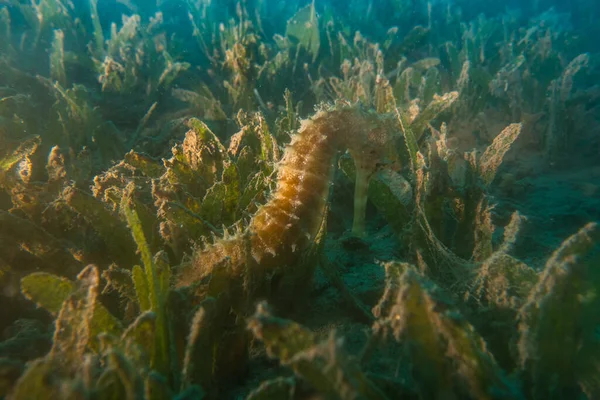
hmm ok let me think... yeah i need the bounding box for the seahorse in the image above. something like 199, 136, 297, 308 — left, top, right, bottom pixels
175, 104, 399, 302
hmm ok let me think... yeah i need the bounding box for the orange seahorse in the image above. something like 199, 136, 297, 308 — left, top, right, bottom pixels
175, 104, 398, 304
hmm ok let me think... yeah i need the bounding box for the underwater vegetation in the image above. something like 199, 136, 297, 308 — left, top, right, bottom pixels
0, 0, 600, 398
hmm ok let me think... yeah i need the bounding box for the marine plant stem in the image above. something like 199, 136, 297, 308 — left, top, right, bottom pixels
352, 165, 370, 237
121, 184, 171, 379
89, 0, 105, 57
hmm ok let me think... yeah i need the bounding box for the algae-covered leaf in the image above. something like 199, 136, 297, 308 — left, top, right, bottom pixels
397, 25, 429, 53
394, 67, 415, 105
421, 66, 441, 104
559, 53, 590, 102
106, 14, 141, 60
248, 302, 389, 400
368, 169, 413, 234
286, 2, 320, 62
443, 42, 462, 80
158, 51, 191, 90
471, 197, 494, 262
122, 183, 154, 283
469, 211, 537, 309
257, 118, 280, 167
21, 270, 123, 351
132, 265, 151, 312
0, 7, 11, 51
63, 186, 138, 265
472, 253, 537, 310
172, 85, 227, 122
394, 109, 421, 173
518, 222, 600, 399
0, 136, 40, 176
122, 311, 156, 368
221, 162, 241, 224
102, 264, 137, 301
48, 266, 121, 358
199, 182, 226, 226
124, 151, 165, 178
373, 262, 522, 400
409, 91, 459, 141
103, 350, 144, 399
8, 359, 61, 400
489, 55, 526, 97
237, 171, 270, 216
276, 88, 301, 136
162, 118, 228, 198
235, 146, 256, 187
21, 272, 74, 315
231, 112, 279, 173
194, 163, 241, 227
49, 29, 66, 86
412, 57, 441, 72
158, 199, 219, 242
121, 183, 172, 377
154, 251, 172, 305
89, 0, 104, 57
479, 123, 522, 186
89, 304, 125, 352
181, 297, 220, 390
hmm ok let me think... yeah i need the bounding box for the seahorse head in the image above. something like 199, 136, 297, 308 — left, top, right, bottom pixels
336, 106, 400, 178
317, 104, 400, 237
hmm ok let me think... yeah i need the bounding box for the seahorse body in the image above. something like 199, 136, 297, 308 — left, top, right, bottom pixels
176, 105, 398, 293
